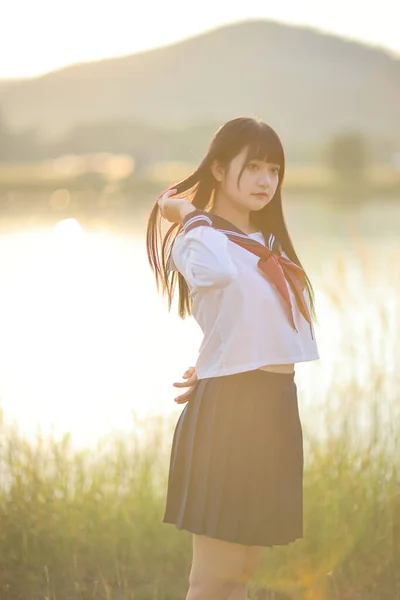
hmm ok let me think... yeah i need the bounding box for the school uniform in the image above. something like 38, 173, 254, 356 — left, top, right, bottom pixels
162, 209, 320, 547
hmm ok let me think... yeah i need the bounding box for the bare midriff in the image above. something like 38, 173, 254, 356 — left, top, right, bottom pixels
258, 363, 295, 374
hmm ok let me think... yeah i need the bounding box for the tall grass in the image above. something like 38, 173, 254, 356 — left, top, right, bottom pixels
0, 247, 399, 600
0, 412, 192, 599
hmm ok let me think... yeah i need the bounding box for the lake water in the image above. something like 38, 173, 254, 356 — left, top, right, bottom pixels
0, 196, 398, 451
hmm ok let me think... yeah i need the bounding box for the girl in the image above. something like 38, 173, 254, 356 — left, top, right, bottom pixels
146, 117, 319, 600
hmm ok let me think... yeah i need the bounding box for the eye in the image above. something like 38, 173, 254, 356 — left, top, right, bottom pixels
271, 167, 280, 175
248, 163, 259, 171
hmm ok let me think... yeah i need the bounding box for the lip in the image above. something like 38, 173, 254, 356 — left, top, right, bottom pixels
253, 193, 268, 198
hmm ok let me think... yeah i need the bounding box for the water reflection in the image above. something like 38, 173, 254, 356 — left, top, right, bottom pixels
0, 199, 398, 451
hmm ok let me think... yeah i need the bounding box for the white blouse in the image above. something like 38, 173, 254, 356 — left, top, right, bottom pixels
169, 224, 320, 380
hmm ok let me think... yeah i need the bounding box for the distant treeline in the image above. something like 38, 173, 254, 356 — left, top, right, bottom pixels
0, 105, 397, 173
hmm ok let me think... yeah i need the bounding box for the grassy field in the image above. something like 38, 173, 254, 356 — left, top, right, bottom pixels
0, 376, 398, 600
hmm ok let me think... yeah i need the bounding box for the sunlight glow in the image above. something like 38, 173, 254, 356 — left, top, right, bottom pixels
0, 208, 397, 451
1, 0, 399, 79
0, 220, 200, 449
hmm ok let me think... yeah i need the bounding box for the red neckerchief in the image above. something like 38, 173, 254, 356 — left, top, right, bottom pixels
181, 209, 313, 338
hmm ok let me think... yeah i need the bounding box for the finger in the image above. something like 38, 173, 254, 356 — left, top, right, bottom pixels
174, 388, 194, 404
181, 367, 195, 379
162, 188, 177, 201
173, 381, 192, 388
173, 367, 196, 385
173, 379, 194, 388
184, 366, 196, 376
173, 372, 198, 387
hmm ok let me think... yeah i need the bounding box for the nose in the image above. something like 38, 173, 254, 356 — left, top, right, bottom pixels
258, 173, 271, 188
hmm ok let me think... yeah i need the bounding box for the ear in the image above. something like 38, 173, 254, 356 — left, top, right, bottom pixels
210, 159, 225, 183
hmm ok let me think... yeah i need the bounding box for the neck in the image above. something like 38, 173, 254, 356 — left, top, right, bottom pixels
211, 195, 258, 234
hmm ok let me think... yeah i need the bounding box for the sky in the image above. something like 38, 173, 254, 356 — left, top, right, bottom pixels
1, 0, 399, 80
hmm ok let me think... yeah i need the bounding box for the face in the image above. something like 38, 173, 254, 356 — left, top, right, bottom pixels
212, 146, 281, 212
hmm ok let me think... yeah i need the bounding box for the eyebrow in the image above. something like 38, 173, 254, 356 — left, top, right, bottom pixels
250, 158, 280, 167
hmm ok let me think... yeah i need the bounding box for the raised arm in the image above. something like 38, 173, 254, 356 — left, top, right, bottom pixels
170, 209, 238, 290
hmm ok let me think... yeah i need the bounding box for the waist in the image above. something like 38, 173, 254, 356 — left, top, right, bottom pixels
258, 363, 295, 374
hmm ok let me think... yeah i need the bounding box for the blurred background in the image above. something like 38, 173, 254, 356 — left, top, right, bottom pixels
0, 2, 399, 599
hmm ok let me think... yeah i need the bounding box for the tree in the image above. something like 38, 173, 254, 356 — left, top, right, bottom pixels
0, 105, 13, 160
326, 130, 371, 182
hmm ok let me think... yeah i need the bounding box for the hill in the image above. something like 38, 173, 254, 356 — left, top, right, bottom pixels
1, 20, 400, 145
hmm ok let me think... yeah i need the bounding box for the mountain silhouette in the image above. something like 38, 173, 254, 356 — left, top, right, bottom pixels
1, 20, 399, 145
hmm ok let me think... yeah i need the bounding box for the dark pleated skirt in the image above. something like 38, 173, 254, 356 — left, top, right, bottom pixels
162, 368, 304, 547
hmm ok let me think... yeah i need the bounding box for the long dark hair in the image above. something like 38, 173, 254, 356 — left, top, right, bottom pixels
146, 116, 318, 323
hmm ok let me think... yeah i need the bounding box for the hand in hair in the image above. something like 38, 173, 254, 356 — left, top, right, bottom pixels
172, 366, 198, 404
158, 189, 196, 223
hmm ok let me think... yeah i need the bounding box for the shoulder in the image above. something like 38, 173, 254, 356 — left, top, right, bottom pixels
171, 229, 185, 250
